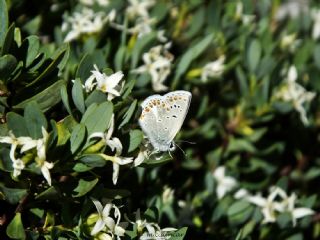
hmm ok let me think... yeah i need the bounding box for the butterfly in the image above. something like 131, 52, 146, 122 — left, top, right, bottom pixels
138, 90, 192, 152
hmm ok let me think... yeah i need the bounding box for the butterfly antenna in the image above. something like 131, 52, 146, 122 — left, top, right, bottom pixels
175, 140, 196, 145
174, 142, 187, 157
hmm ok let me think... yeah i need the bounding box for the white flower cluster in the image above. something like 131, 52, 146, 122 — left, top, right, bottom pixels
133, 43, 174, 92
212, 165, 314, 226
312, 9, 320, 40
84, 64, 125, 101
111, 0, 166, 41
0, 127, 54, 185
201, 56, 225, 82
235, 1, 255, 25
274, 66, 316, 125
90, 198, 127, 239
235, 186, 314, 226
89, 114, 133, 185
129, 209, 177, 240
79, 0, 110, 7
90, 203, 177, 240
212, 166, 237, 199
62, 8, 115, 42
275, 0, 309, 21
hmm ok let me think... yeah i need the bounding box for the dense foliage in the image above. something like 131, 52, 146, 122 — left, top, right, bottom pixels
1, 0, 320, 239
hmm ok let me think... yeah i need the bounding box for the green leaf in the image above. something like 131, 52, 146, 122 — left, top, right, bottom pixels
236, 66, 249, 96
0, 147, 13, 171
73, 163, 93, 172
60, 84, 73, 116
99, 189, 131, 199
25, 48, 66, 87
172, 34, 213, 89
121, 78, 136, 99
55, 43, 70, 71
143, 154, 172, 167
35, 186, 59, 200
72, 78, 85, 113
0, 0, 8, 47
81, 101, 113, 136
313, 44, 320, 70
24, 101, 47, 138
131, 32, 157, 68
285, 233, 303, 240
184, 7, 205, 39
227, 138, 256, 153
79, 154, 106, 168
7, 112, 28, 137
76, 53, 98, 81
228, 201, 251, 217
13, 79, 65, 112
1, 23, 14, 55
85, 90, 108, 107
70, 124, 86, 154
144, 207, 159, 222
118, 99, 137, 129
128, 129, 143, 153
21, 35, 40, 68
168, 227, 188, 240
0, 183, 28, 204
114, 45, 127, 71
51, 119, 71, 146
72, 178, 99, 197
247, 39, 262, 72
0, 54, 17, 80
6, 213, 26, 240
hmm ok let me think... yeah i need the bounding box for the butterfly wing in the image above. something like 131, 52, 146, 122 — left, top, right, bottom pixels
162, 90, 192, 144
139, 95, 172, 151
139, 91, 191, 151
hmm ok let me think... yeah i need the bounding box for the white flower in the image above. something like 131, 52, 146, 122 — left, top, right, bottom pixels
0, 131, 37, 177
280, 33, 301, 52
133, 139, 153, 166
111, 17, 167, 42
63, 8, 116, 42
0, 128, 53, 183
162, 186, 174, 204
12, 159, 25, 178
275, 0, 309, 21
234, 188, 250, 199
80, 0, 109, 6
235, 1, 255, 25
281, 192, 314, 226
212, 166, 237, 199
312, 9, 320, 40
35, 127, 54, 186
133, 44, 173, 92
201, 56, 225, 82
84, 64, 125, 100
126, 0, 155, 20
245, 186, 315, 226
90, 198, 126, 239
274, 66, 316, 125
107, 137, 133, 185
128, 17, 155, 38
128, 209, 176, 240
0, 131, 37, 161
246, 187, 287, 223
90, 115, 133, 184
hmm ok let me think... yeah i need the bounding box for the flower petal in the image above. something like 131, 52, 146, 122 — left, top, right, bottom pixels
41, 163, 52, 186
92, 198, 104, 215
91, 218, 105, 236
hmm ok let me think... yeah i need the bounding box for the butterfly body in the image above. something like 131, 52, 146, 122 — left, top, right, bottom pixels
139, 90, 192, 152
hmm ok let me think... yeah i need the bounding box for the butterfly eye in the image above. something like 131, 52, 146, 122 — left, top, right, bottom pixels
169, 142, 176, 151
